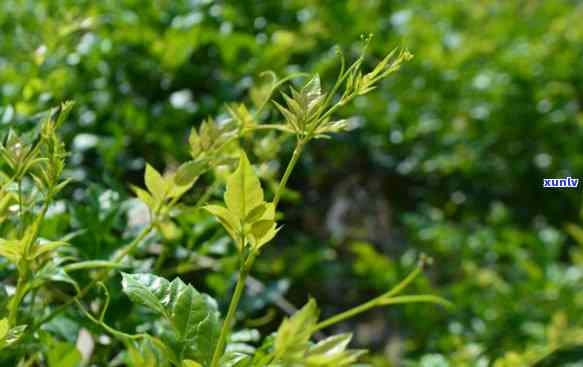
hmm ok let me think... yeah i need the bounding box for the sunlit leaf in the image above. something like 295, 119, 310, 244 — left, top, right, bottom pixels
145, 163, 168, 201
121, 273, 220, 365
274, 298, 319, 362
225, 151, 264, 220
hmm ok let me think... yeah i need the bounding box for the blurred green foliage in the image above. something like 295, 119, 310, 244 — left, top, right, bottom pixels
2, 0, 583, 366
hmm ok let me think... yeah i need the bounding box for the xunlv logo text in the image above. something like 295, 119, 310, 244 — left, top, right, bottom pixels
543, 176, 579, 188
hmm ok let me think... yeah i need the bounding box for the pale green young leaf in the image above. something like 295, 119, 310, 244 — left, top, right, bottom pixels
227, 103, 256, 130
0, 324, 27, 350
244, 203, 267, 223
131, 185, 156, 210
249, 220, 280, 249
225, 151, 264, 220
274, 298, 319, 361
203, 204, 241, 248
174, 160, 207, 186
166, 171, 196, 200
28, 240, 69, 260
303, 74, 323, 110
182, 360, 202, 367
307, 333, 352, 356
145, 163, 168, 201
0, 239, 23, 264
303, 333, 365, 366
121, 273, 221, 365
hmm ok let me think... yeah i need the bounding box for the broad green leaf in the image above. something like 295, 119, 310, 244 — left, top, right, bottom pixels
145, 163, 168, 201
225, 151, 264, 220
121, 273, 220, 365
274, 298, 319, 361
126, 337, 172, 367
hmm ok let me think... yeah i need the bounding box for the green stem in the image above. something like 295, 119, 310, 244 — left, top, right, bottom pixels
313, 259, 426, 332
273, 140, 305, 209
8, 193, 52, 326
210, 265, 250, 367
18, 180, 24, 235
154, 245, 168, 273
312, 295, 378, 332
8, 269, 28, 326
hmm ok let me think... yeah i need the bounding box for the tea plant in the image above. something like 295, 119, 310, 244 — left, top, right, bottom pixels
0, 40, 450, 366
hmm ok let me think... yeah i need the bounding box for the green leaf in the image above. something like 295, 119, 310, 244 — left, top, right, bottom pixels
182, 360, 202, 367
121, 273, 221, 365
225, 151, 264, 220
303, 74, 322, 108
249, 220, 278, 249
174, 160, 207, 186
304, 333, 365, 366
0, 239, 23, 264
227, 103, 256, 130
45, 336, 82, 367
0, 323, 27, 350
29, 240, 69, 260
244, 203, 267, 223
131, 185, 156, 210
145, 163, 168, 201
203, 204, 241, 248
125, 337, 172, 367
274, 298, 319, 362
248, 203, 279, 249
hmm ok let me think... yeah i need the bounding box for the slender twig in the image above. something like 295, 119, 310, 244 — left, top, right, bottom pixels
210, 256, 252, 367
313, 259, 429, 332
273, 139, 306, 209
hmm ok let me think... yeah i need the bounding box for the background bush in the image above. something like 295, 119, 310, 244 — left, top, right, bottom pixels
2, 0, 583, 365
